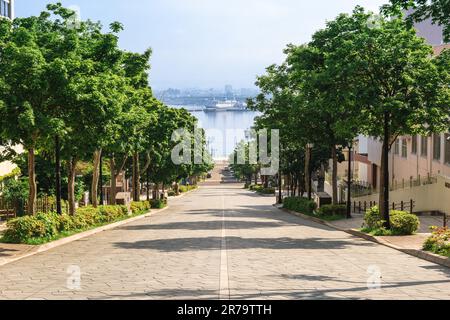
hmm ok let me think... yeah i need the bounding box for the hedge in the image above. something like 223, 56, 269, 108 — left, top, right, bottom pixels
2, 202, 150, 244
363, 206, 420, 235
150, 198, 167, 209
130, 201, 151, 214
249, 185, 275, 194
283, 197, 317, 215
179, 185, 197, 193
318, 204, 347, 217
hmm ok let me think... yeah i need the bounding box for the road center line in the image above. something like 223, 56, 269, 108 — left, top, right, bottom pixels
219, 194, 230, 300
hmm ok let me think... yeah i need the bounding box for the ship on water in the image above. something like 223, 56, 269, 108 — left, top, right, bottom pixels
204, 100, 248, 112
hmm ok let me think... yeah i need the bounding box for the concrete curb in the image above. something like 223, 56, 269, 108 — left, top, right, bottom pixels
0, 206, 170, 268
276, 206, 450, 269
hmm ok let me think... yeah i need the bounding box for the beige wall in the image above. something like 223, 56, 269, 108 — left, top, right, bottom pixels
354, 175, 450, 215
366, 134, 450, 189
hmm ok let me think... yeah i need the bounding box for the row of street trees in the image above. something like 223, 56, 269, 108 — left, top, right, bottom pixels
0, 4, 212, 215
243, 5, 449, 228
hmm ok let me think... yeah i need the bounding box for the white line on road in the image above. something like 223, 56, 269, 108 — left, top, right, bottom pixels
219, 194, 230, 300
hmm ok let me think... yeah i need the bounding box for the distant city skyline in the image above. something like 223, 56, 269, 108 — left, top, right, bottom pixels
17, 0, 390, 89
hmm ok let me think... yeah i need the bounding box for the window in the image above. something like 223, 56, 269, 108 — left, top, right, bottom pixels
445, 133, 450, 165
394, 139, 400, 155
421, 136, 428, 157
411, 135, 417, 154
433, 134, 441, 161
0, 0, 9, 18
401, 138, 407, 158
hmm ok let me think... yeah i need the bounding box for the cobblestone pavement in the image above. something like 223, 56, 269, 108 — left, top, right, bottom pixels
0, 183, 449, 300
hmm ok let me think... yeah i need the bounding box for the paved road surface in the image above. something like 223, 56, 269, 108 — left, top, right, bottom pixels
0, 174, 449, 299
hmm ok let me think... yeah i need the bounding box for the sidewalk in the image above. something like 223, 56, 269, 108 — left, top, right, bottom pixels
329, 214, 442, 251
277, 205, 450, 268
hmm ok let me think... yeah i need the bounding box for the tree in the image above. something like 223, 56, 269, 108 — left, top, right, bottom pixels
0, 13, 69, 215
330, 9, 449, 227
383, 0, 450, 42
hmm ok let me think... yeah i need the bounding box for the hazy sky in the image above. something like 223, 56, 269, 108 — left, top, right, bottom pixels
17, 0, 389, 89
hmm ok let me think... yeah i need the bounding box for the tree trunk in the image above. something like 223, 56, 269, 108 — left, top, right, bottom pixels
331, 146, 338, 205
99, 153, 104, 205
381, 112, 391, 229
55, 136, 62, 215
91, 149, 102, 208
132, 152, 140, 201
305, 148, 311, 200
153, 183, 159, 200
146, 168, 150, 201
110, 155, 117, 205
27, 148, 37, 216
67, 157, 77, 215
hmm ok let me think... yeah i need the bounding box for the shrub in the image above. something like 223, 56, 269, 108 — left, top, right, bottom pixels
363, 206, 419, 235
1, 204, 138, 244
75, 207, 100, 227
99, 205, 128, 222
364, 206, 384, 229
179, 185, 197, 193
150, 199, 167, 209
318, 204, 347, 217
130, 201, 150, 214
423, 227, 450, 257
168, 191, 176, 197
390, 210, 420, 235
35, 212, 60, 238
58, 214, 75, 232
283, 197, 317, 215
3, 216, 46, 243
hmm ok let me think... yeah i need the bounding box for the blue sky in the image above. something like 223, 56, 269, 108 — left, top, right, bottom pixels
17, 0, 389, 90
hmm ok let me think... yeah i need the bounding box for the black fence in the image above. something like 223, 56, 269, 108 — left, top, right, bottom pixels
349, 199, 415, 214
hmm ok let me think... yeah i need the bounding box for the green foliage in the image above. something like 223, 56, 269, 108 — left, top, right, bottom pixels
1, 178, 29, 202
283, 197, 317, 215
179, 185, 197, 193
423, 227, 450, 257
3, 216, 46, 243
168, 191, 176, 197
1, 205, 138, 244
363, 206, 420, 236
249, 185, 275, 194
383, 0, 450, 42
318, 204, 347, 217
150, 199, 167, 209
130, 201, 150, 214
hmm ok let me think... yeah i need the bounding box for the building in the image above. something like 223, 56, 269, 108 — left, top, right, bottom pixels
0, 0, 14, 19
